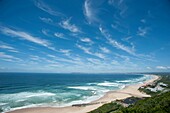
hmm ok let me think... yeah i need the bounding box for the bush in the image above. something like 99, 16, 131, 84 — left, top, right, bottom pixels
88, 102, 123, 113
116, 91, 170, 113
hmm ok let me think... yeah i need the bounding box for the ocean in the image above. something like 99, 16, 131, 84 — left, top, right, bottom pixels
0, 73, 153, 112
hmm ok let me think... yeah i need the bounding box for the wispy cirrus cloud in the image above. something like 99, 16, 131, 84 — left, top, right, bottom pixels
34, 0, 64, 17
83, 0, 102, 24
94, 52, 105, 59
122, 36, 133, 42
137, 27, 149, 37
80, 37, 93, 45
0, 52, 16, 59
99, 46, 110, 53
111, 21, 129, 34
76, 44, 91, 54
108, 0, 124, 6
54, 32, 68, 40
146, 66, 151, 69
109, 0, 129, 34
0, 52, 21, 62
39, 17, 53, 24
108, 0, 128, 18
99, 26, 135, 55
156, 66, 170, 70
87, 58, 102, 65
30, 55, 39, 60
141, 19, 146, 23
0, 42, 19, 53
42, 29, 50, 37
100, 26, 154, 62
59, 49, 71, 56
59, 18, 81, 33
0, 26, 55, 51
115, 53, 130, 61
47, 54, 84, 65
76, 44, 105, 59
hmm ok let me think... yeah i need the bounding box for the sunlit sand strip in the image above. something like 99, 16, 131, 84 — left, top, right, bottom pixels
8, 75, 159, 113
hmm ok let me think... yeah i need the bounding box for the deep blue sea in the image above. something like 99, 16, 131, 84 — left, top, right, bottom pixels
0, 73, 153, 112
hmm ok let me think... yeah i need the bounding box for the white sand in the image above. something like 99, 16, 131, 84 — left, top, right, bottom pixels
8, 75, 159, 113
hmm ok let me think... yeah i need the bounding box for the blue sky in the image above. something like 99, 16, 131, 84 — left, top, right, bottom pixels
0, 0, 170, 73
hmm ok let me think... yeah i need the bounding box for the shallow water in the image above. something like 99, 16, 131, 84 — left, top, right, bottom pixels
0, 73, 152, 112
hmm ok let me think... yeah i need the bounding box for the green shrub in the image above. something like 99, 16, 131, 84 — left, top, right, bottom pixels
88, 102, 123, 113
116, 91, 170, 113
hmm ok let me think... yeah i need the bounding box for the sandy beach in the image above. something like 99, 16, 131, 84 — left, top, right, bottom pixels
8, 75, 159, 113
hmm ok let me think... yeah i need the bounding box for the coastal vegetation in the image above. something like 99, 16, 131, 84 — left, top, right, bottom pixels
116, 91, 170, 113
139, 73, 170, 96
88, 102, 123, 113
89, 74, 170, 113
89, 91, 170, 113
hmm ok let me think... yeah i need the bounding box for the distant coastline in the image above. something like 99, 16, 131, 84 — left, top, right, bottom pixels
7, 74, 159, 113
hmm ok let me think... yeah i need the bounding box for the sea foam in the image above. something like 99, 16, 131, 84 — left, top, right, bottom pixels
0, 73, 153, 112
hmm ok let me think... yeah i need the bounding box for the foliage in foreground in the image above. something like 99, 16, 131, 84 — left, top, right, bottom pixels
116, 91, 170, 113
88, 102, 123, 113
89, 90, 170, 113
89, 74, 170, 113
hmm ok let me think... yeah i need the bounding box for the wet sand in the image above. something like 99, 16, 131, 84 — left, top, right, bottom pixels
8, 75, 159, 113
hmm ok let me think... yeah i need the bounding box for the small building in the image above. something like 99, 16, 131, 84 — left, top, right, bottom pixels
146, 83, 165, 92
159, 82, 168, 87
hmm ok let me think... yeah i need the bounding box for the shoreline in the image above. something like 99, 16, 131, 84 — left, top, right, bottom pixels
8, 74, 159, 113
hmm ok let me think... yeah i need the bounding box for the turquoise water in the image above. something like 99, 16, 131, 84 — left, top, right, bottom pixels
0, 73, 152, 112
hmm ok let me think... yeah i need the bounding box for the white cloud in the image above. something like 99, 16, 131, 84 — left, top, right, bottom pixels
54, 32, 67, 40
94, 53, 105, 59
0, 26, 55, 50
80, 37, 91, 42
111, 60, 119, 65
83, 0, 99, 24
80, 37, 93, 44
115, 53, 130, 61
0, 45, 14, 50
108, 38, 135, 55
99, 46, 110, 53
156, 66, 169, 70
108, 0, 128, 17
42, 29, 50, 36
137, 27, 149, 37
146, 66, 151, 69
99, 26, 156, 62
76, 44, 105, 59
122, 36, 133, 41
0, 42, 19, 53
76, 44, 91, 54
141, 19, 146, 23
47, 54, 56, 58
108, 0, 124, 6
0, 52, 21, 62
35, 0, 64, 17
59, 49, 71, 56
111, 21, 129, 34
59, 18, 81, 33
39, 17, 53, 23
47, 54, 83, 65
87, 58, 101, 64
29, 55, 42, 61
0, 52, 16, 59
99, 26, 135, 55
